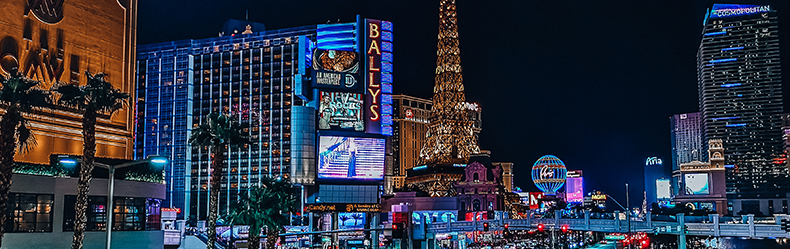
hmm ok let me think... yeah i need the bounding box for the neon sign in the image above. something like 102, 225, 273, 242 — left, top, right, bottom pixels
363, 18, 393, 136
646, 157, 663, 166
161, 208, 181, 213
710, 4, 769, 19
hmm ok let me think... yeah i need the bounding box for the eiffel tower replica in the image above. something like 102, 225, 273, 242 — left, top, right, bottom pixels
403, 0, 481, 197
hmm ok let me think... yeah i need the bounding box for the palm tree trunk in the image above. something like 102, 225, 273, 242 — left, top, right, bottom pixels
0, 107, 22, 247
206, 150, 224, 249
72, 108, 97, 249
265, 228, 278, 249
249, 225, 261, 249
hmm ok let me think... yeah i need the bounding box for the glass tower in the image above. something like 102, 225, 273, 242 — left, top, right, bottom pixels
136, 41, 194, 219
137, 23, 317, 220
670, 112, 703, 196
698, 4, 786, 198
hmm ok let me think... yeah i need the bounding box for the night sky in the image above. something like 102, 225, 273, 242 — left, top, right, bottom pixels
139, 0, 790, 207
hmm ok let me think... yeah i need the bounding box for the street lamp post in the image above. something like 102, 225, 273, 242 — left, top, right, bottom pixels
59, 155, 168, 249
626, 183, 630, 233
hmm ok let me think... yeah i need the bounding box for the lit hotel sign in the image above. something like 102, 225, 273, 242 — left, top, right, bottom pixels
363, 18, 393, 136
711, 5, 769, 18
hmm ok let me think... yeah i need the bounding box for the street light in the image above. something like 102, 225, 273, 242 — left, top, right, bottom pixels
58, 155, 168, 249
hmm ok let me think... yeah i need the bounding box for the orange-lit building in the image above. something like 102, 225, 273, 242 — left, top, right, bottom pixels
0, 0, 137, 163
388, 95, 432, 192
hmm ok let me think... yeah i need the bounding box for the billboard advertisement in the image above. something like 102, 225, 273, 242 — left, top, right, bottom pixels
317, 136, 385, 180
656, 178, 671, 199
338, 213, 366, 230
312, 49, 360, 91
565, 177, 584, 203
684, 173, 710, 195
318, 92, 364, 131
528, 192, 544, 209
363, 18, 393, 136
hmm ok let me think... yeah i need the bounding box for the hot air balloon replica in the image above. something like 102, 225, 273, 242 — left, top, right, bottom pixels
531, 155, 567, 195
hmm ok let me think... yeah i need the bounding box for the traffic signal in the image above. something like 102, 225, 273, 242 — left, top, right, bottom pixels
782, 219, 790, 232
483, 222, 490, 232
561, 224, 569, 233
537, 223, 545, 232
684, 225, 689, 234
392, 222, 405, 239
504, 223, 509, 231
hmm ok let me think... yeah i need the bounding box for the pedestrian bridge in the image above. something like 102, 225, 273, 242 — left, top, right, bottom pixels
427, 211, 790, 239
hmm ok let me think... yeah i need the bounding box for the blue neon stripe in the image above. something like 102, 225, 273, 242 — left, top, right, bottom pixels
382, 52, 393, 62
382, 83, 393, 94
382, 21, 393, 32
710, 58, 736, 63
712, 116, 740, 121
721, 83, 741, 88
726, 123, 746, 127
705, 31, 727, 36
721, 47, 743, 51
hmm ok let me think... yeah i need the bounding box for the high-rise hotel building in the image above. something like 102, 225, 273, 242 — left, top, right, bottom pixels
136, 21, 315, 219
670, 112, 703, 196
698, 4, 787, 206
389, 95, 432, 192
138, 17, 394, 220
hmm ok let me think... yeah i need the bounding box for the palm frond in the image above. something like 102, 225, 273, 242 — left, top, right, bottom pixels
15, 120, 36, 154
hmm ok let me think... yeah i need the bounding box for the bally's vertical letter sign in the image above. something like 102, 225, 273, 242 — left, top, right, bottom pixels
364, 19, 393, 136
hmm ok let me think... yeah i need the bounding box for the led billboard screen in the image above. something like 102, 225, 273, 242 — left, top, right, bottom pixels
656, 179, 671, 199
311, 49, 360, 91
684, 173, 709, 195
338, 213, 366, 230
318, 92, 364, 131
318, 136, 385, 180
565, 177, 583, 203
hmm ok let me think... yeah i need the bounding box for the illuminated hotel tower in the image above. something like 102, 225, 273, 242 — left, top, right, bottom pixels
698, 4, 787, 203
418, 0, 480, 166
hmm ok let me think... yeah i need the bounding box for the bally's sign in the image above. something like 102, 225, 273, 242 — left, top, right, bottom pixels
363, 19, 393, 136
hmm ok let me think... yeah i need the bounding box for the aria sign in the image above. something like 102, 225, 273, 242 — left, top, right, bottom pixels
646, 157, 663, 166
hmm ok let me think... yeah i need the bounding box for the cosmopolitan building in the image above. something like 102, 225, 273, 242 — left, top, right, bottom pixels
698, 4, 788, 212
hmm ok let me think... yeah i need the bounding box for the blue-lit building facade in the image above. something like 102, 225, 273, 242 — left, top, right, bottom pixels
670, 112, 703, 196
137, 21, 317, 220
698, 4, 789, 213
137, 17, 393, 223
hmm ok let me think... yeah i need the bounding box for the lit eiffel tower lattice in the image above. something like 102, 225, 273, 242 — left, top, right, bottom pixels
418, 0, 480, 165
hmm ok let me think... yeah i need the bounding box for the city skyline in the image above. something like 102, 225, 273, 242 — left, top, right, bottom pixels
138, 0, 790, 206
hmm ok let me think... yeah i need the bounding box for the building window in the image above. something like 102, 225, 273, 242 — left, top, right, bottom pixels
5, 193, 53, 233
64, 196, 108, 231
472, 199, 481, 211
64, 196, 161, 231
473, 173, 479, 182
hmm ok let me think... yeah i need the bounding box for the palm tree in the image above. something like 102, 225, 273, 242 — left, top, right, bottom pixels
0, 69, 51, 246
227, 177, 294, 249
352, 213, 364, 226
53, 71, 129, 249
189, 113, 249, 249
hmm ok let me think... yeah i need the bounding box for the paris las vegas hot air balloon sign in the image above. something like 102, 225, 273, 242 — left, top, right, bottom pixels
531, 155, 567, 194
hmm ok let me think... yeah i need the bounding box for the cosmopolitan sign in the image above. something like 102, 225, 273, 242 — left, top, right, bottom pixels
711, 5, 769, 18
363, 18, 393, 136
